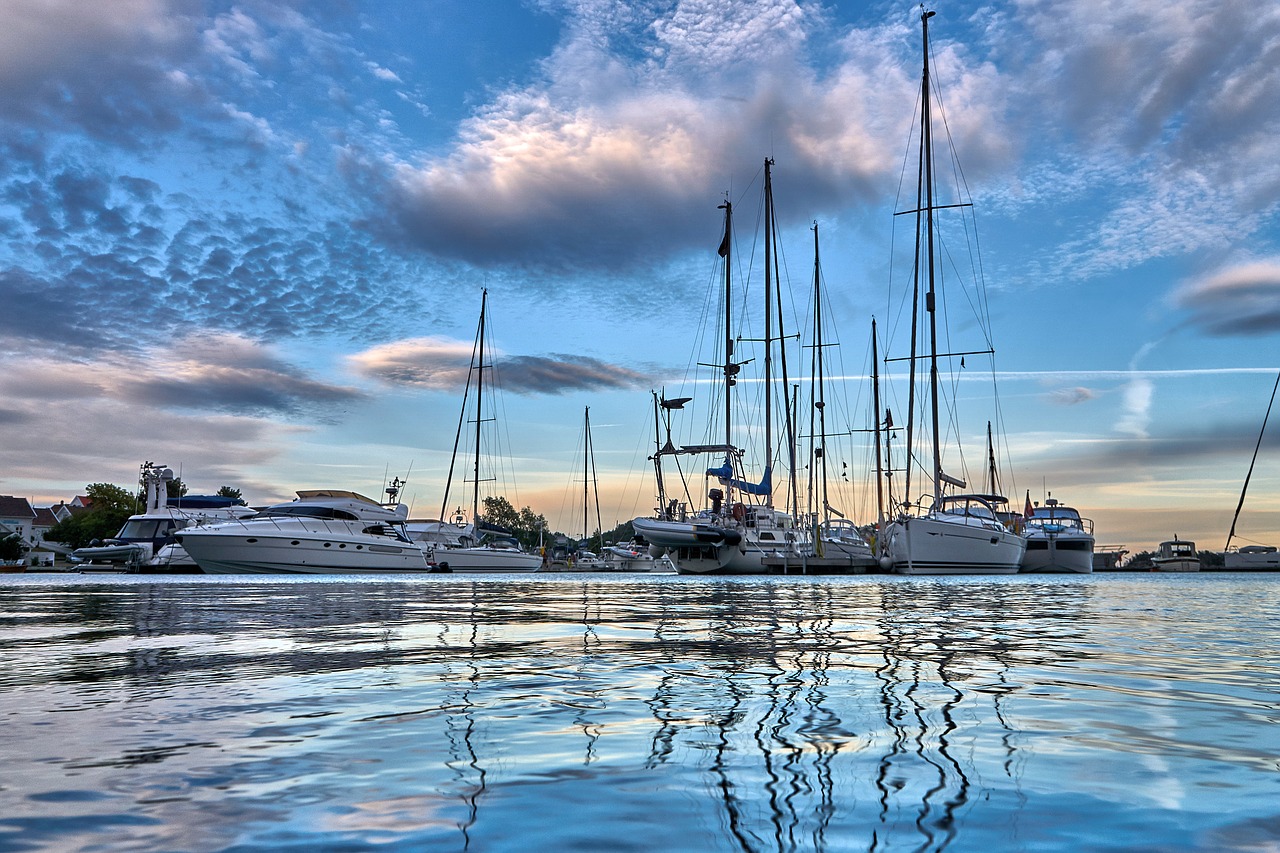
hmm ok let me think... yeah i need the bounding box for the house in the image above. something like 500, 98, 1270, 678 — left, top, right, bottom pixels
0, 495, 36, 544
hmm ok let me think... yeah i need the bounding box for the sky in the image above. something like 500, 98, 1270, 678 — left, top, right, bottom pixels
2, 0, 1279, 554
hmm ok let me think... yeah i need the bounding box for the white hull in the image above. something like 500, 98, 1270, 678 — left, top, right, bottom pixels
1152, 558, 1199, 573
1020, 533, 1095, 573
430, 546, 543, 573
885, 515, 1025, 575
636, 512, 805, 575
183, 532, 431, 574
1223, 548, 1280, 571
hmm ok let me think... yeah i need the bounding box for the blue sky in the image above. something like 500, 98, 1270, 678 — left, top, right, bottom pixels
2, 0, 1278, 553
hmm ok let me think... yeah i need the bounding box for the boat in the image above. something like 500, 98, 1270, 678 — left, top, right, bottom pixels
1152, 537, 1200, 572
877, 10, 1025, 575
798, 224, 876, 573
553, 406, 612, 572
1222, 371, 1279, 570
71, 462, 255, 573
176, 484, 434, 575
1019, 495, 1095, 573
1224, 545, 1280, 571
632, 162, 807, 575
414, 289, 542, 573
601, 541, 675, 573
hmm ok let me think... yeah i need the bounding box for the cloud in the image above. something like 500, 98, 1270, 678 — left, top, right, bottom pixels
1004, 0, 1280, 280
1174, 259, 1280, 336
348, 337, 652, 395
1116, 341, 1160, 438
1048, 386, 1097, 405
0, 331, 364, 419
366, 4, 982, 270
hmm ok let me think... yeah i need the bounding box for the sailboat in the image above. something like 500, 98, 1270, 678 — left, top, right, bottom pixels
1223, 371, 1280, 570
805, 222, 876, 572
406, 290, 543, 573
877, 10, 1025, 575
632, 161, 807, 574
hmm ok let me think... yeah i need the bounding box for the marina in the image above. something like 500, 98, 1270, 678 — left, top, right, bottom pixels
1, 571, 1277, 852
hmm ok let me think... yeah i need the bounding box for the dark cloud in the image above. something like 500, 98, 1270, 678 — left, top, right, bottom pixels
1175, 261, 1280, 337
349, 337, 651, 396
493, 354, 651, 395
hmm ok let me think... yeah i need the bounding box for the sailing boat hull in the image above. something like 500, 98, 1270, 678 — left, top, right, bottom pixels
884, 516, 1024, 575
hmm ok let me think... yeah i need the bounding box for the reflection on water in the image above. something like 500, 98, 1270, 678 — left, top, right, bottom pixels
1, 574, 1278, 851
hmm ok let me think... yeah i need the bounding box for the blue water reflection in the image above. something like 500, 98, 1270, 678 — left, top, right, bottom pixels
1, 573, 1278, 851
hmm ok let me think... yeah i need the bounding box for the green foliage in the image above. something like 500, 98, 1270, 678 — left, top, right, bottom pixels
217, 486, 243, 502
88, 482, 139, 514
44, 483, 138, 549
0, 533, 27, 562
481, 496, 552, 552
165, 478, 189, 498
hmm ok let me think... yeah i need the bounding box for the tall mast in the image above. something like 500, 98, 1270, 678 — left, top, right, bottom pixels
812, 223, 828, 534
872, 318, 886, 529
583, 406, 590, 542
922, 8, 943, 504
651, 392, 667, 514
718, 199, 735, 488
763, 160, 774, 500
1226, 370, 1280, 550
473, 288, 488, 523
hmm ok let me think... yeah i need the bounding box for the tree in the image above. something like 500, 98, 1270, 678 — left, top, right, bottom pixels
44, 482, 138, 549
217, 486, 243, 502
0, 532, 27, 562
480, 496, 551, 552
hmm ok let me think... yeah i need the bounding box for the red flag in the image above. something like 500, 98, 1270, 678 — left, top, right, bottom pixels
1024, 490, 1034, 518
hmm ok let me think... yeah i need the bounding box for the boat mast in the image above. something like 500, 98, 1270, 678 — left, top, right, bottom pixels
812, 223, 829, 548
922, 8, 943, 505
871, 318, 886, 529
473, 288, 488, 524
583, 406, 590, 544
986, 421, 998, 496
651, 392, 668, 515
1226, 370, 1280, 550
763, 161, 774, 504
718, 199, 736, 499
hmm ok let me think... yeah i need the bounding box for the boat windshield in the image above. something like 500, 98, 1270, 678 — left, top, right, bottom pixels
252, 505, 361, 521
362, 523, 414, 544
117, 518, 184, 541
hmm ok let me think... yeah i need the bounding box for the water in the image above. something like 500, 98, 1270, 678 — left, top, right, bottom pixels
1, 573, 1278, 852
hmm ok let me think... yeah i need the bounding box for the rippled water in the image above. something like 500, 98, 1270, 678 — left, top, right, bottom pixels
1, 573, 1278, 852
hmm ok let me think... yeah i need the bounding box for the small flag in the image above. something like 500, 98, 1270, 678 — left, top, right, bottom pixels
1024, 490, 1034, 519
717, 226, 730, 258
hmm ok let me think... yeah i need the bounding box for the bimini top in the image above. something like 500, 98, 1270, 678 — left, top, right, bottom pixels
295, 489, 382, 505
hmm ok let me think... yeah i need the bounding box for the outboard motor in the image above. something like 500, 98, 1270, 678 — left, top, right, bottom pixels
708, 488, 724, 516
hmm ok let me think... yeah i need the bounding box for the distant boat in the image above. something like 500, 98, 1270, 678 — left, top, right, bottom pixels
177, 485, 433, 575
1223, 371, 1279, 570
1152, 537, 1200, 572
1019, 495, 1095, 574
632, 162, 807, 575
414, 289, 542, 573
71, 462, 254, 573
878, 10, 1025, 575
803, 224, 875, 573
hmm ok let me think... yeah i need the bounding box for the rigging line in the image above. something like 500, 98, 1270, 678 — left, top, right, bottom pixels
1226, 370, 1280, 550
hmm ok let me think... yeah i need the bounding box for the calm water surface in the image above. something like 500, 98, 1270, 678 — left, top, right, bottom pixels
1, 573, 1278, 852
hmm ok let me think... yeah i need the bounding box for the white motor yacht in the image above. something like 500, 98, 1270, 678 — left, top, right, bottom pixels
177, 489, 432, 575
71, 463, 254, 572
1152, 537, 1200, 572
1020, 498, 1095, 574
